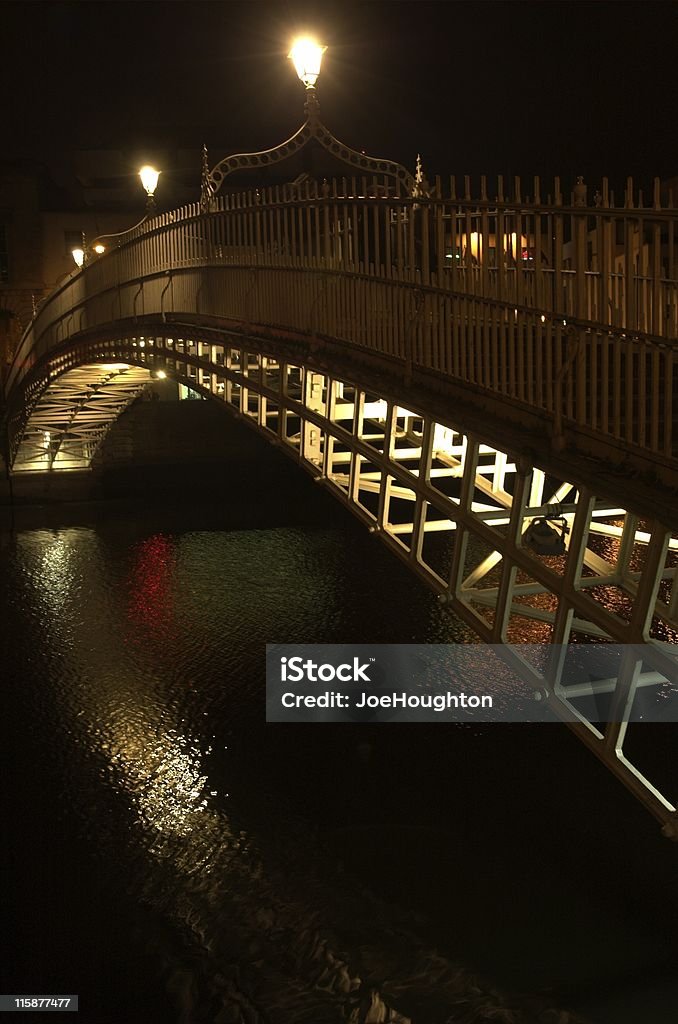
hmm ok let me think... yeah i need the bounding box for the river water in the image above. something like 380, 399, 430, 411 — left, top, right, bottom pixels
1, 433, 677, 1024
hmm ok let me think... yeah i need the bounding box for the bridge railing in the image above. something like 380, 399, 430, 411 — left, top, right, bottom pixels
7, 174, 678, 471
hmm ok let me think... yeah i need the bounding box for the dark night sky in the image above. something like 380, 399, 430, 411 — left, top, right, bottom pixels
4, 1, 678, 190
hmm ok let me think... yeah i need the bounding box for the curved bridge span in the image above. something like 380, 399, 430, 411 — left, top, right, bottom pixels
7, 181, 678, 484
4, 181, 678, 836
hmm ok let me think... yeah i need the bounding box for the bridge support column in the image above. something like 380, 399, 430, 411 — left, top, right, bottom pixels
303, 370, 326, 467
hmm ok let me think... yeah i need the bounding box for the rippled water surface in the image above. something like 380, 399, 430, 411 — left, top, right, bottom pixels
2, 459, 677, 1024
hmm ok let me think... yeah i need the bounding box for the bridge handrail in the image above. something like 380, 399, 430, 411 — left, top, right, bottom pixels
6, 183, 678, 468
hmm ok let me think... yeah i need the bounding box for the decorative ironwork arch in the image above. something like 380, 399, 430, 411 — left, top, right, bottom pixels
202, 90, 417, 209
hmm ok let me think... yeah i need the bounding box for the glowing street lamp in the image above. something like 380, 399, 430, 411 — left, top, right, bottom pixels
200, 35, 416, 209
71, 247, 85, 268
288, 37, 326, 89
139, 165, 160, 211
89, 166, 161, 258
139, 165, 160, 197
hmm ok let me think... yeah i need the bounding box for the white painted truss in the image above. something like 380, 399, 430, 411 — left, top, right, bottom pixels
8, 333, 678, 837
12, 363, 151, 472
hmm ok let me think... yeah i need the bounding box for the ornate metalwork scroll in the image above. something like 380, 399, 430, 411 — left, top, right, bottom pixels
203, 90, 416, 208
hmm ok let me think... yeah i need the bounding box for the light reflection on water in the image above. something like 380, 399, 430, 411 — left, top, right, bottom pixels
107, 720, 211, 838
8, 521, 481, 1020
4, 510, 678, 1023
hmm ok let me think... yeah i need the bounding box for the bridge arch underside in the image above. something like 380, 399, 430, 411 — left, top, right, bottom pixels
13, 362, 152, 472
9, 325, 678, 833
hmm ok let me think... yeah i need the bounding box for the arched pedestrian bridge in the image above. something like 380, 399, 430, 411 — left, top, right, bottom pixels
4, 175, 678, 836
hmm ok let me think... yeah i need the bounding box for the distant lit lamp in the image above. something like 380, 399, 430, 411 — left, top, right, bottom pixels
88, 168, 160, 259
70, 230, 88, 268
139, 165, 160, 212
524, 515, 568, 557
153, 370, 167, 380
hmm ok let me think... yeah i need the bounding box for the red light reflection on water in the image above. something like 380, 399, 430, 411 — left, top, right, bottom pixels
126, 534, 176, 641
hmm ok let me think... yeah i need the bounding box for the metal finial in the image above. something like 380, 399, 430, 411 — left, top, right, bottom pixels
303, 86, 320, 121
200, 143, 215, 211
413, 153, 430, 198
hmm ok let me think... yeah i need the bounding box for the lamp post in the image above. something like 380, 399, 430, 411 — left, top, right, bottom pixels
288, 36, 326, 117
87, 165, 162, 259
201, 37, 416, 209
71, 230, 86, 269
